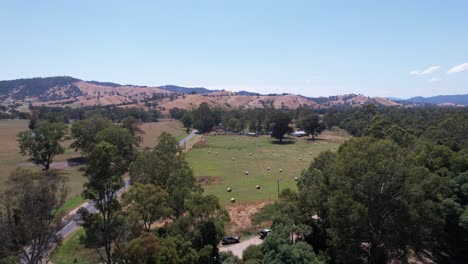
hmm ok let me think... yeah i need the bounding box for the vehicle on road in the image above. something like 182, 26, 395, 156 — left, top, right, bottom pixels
221, 236, 240, 245
258, 229, 272, 239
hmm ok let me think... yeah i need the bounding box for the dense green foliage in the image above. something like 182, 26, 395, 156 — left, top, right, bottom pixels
17, 120, 68, 170
255, 105, 468, 263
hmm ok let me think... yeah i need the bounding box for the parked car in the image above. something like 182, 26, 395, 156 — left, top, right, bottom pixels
258, 229, 272, 239
221, 236, 240, 245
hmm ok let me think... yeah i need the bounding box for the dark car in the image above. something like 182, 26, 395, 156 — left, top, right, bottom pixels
258, 229, 272, 239
221, 236, 240, 245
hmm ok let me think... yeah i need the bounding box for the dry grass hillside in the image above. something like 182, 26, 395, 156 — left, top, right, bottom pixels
1, 77, 402, 110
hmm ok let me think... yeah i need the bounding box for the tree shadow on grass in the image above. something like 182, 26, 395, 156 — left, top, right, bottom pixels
306, 137, 324, 142
67, 157, 86, 167
271, 138, 296, 145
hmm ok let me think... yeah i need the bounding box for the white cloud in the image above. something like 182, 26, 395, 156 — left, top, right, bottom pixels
429, 78, 442, 83
447, 63, 468, 74
409, 66, 441, 76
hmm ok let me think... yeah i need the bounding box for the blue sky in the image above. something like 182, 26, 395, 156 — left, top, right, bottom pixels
1, 0, 468, 98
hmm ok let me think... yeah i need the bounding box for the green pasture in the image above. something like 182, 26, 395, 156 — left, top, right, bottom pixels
186, 134, 340, 204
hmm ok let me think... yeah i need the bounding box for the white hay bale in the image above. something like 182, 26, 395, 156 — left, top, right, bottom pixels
245, 171, 249, 175
279, 168, 283, 172
227, 188, 232, 192
294, 177, 298, 181
249, 153, 252, 156
256, 185, 261, 189
230, 198, 236, 203
232, 157, 235, 161
267, 167, 270, 170
299, 157, 302, 161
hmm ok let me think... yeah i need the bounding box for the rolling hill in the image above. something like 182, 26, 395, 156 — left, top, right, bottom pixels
404, 94, 468, 106
0, 76, 401, 111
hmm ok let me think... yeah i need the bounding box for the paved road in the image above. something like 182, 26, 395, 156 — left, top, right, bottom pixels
19, 130, 199, 262
56, 129, 198, 239
219, 236, 264, 258
179, 130, 198, 147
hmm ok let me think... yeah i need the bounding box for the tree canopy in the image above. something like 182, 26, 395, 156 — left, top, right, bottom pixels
17, 120, 67, 170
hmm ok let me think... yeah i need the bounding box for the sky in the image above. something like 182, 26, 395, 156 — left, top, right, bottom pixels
1, 0, 468, 98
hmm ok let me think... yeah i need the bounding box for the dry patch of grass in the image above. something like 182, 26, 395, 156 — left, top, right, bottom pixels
196, 176, 223, 186
225, 200, 272, 235
139, 119, 186, 149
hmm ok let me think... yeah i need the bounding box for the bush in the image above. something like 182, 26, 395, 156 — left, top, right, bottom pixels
243, 244, 263, 262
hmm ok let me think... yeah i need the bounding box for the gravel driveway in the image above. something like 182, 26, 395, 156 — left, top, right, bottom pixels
219, 236, 264, 258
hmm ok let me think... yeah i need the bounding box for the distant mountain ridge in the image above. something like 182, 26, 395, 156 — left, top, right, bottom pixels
404, 94, 468, 106
1, 76, 465, 110
158, 85, 216, 94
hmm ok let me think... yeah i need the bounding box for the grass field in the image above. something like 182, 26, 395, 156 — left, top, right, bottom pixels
186, 134, 342, 205
0, 119, 186, 203
139, 119, 186, 149
50, 227, 100, 264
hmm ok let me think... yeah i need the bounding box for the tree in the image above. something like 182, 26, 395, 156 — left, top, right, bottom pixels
298, 137, 444, 263
17, 120, 67, 170
121, 233, 199, 264
181, 111, 193, 129
270, 112, 292, 143
0, 169, 68, 264
70, 115, 113, 153
82, 142, 125, 264
121, 116, 144, 146
154, 132, 181, 156
192, 103, 215, 133
130, 133, 195, 218
122, 183, 171, 232
227, 117, 238, 131
261, 228, 324, 264
296, 110, 325, 139
95, 126, 137, 167
243, 245, 263, 262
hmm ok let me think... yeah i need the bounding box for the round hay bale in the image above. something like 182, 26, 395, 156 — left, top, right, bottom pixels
232, 157, 235, 161
267, 167, 270, 170
230, 198, 236, 203
299, 157, 302, 161
249, 153, 252, 156
256, 185, 261, 189
294, 177, 299, 181
208, 151, 211, 154
279, 168, 283, 173
227, 187, 232, 192
215, 152, 218, 155
309, 152, 313, 155
245, 171, 249, 175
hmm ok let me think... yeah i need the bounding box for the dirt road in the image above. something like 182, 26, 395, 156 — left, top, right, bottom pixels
219, 236, 264, 258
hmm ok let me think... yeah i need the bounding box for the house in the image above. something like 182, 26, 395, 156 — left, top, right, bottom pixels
247, 132, 258, 137
292, 131, 307, 137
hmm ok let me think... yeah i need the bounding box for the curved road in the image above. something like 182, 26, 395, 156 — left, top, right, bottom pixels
57, 130, 198, 239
